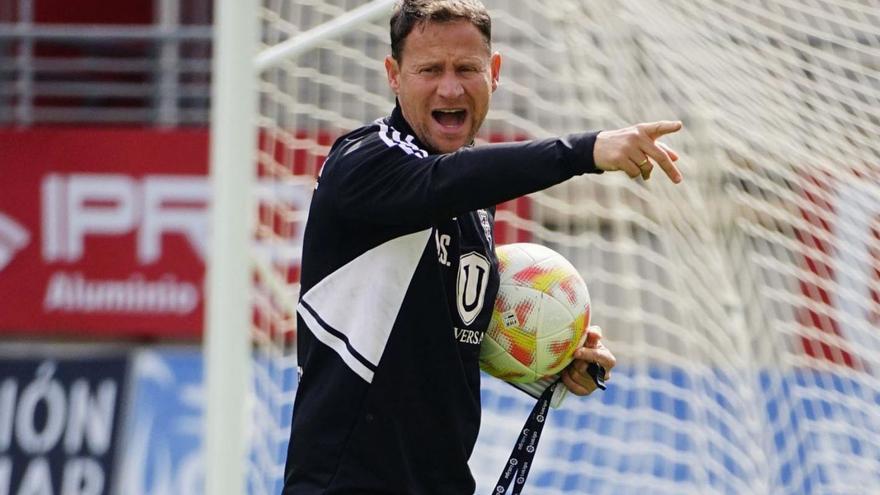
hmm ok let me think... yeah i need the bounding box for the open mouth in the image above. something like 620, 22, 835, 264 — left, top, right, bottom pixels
431, 109, 467, 129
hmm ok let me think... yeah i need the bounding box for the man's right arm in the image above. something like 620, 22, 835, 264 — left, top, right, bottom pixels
327, 131, 602, 227
324, 119, 683, 228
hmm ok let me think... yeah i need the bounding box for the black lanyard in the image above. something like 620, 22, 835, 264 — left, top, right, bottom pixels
493, 363, 605, 495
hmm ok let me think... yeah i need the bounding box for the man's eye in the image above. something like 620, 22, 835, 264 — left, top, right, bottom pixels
459, 66, 484, 76
421, 67, 440, 74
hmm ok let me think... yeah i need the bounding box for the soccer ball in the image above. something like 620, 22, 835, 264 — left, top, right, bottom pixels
480, 243, 590, 383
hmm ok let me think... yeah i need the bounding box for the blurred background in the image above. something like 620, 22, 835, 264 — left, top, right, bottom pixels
2, 1, 879, 494
0, 1, 212, 493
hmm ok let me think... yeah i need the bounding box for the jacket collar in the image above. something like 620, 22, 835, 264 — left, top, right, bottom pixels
387, 100, 433, 153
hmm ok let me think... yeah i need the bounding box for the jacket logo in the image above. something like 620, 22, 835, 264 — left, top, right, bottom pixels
454, 327, 484, 345
477, 209, 492, 245
456, 252, 489, 325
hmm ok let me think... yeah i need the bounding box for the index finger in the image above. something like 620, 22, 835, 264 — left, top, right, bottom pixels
643, 120, 683, 139
642, 140, 682, 183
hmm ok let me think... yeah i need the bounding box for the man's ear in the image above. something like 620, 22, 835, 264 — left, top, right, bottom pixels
385, 56, 400, 95
490, 52, 502, 92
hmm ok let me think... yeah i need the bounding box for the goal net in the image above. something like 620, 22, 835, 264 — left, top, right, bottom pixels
231, 0, 880, 493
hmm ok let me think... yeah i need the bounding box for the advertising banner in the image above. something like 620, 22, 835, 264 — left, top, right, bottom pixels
116, 348, 204, 495
0, 354, 128, 495
0, 129, 209, 338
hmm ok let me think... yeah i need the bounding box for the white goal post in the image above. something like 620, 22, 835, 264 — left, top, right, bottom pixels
208, 1, 880, 494
205, 0, 257, 494
206, 1, 395, 494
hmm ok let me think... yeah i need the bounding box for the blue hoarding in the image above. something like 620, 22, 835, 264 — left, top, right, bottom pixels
0, 354, 128, 495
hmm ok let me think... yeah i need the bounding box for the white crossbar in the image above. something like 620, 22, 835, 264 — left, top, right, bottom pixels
254, 0, 396, 72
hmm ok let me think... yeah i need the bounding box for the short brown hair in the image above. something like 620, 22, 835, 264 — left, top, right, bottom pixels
390, 0, 492, 61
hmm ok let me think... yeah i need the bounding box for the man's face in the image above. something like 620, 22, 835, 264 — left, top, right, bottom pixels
385, 20, 501, 154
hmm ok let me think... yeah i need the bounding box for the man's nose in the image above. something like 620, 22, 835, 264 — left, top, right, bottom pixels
436, 72, 464, 99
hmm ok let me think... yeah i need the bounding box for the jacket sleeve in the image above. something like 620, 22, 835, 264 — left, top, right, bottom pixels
325, 131, 601, 227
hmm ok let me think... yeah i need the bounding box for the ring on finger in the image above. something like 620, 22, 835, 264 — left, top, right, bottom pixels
636, 158, 652, 179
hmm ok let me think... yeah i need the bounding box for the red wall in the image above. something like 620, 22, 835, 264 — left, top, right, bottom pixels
35, 0, 152, 24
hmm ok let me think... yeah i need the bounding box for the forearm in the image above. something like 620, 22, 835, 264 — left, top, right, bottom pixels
426, 132, 601, 217
335, 132, 601, 225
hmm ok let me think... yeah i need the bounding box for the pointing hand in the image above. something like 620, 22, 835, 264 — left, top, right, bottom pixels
593, 121, 684, 183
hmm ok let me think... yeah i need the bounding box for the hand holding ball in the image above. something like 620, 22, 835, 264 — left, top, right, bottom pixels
480, 243, 591, 384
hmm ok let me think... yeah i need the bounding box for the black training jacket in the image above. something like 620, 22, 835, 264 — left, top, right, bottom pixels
283, 104, 600, 494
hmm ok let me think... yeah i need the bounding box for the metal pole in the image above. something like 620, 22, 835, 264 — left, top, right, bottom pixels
15, 0, 33, 125
205, 0, 257, 493
155, 0, 180, 126
0, 24, 211, 39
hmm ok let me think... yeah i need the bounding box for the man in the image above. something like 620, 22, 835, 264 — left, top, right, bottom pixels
284, 1, 682, 493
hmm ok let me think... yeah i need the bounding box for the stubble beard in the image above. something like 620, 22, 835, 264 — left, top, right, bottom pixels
421, 115, 484, 155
